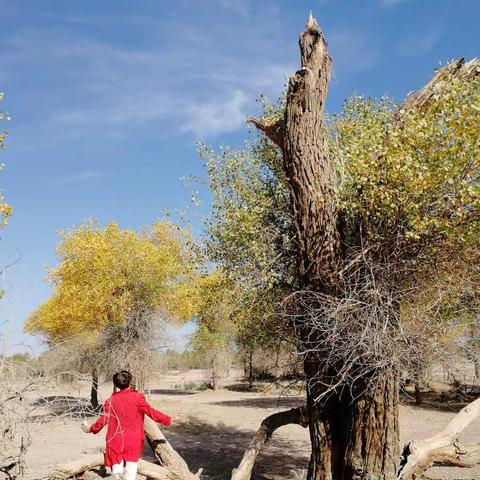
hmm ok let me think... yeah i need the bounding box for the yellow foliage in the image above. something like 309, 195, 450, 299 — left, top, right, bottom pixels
25, 220, 198, 340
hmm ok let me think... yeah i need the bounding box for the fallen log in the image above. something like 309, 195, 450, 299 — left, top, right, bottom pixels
24, 454, 177, 480
144, 417, 202, 480
137, 460, 181, 480
41, 454, 103, 479
231, 406, 308, 480
397, 396, 480, 479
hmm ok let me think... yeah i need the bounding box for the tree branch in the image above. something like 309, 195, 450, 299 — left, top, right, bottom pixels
144, 417, 202, 480
246, 117, 284, 148
231, 406, 308, 480
27, 454, 179, 480
402, 57, 480, 112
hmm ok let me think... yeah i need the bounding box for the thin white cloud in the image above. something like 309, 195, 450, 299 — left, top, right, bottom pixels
397, 30, 440, 57
218, 0, 251, 18
58, 171, 110, 186
380, 0, 410, 6
1, 4, 295, 143
328, 29, 379, 74
181, 89, 248, 137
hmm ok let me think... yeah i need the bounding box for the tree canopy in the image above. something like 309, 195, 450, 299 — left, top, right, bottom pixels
26, 220, 198, 341
202, 63, 480, 382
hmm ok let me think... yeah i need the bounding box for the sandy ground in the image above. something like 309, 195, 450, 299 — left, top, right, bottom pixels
24, 369, 480, 480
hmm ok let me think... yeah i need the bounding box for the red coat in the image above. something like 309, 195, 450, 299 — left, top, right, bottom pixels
89, 388, 171, 466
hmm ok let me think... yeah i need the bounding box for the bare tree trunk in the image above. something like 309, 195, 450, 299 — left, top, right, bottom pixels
304, 364, 399, 480
475, 359, 480, 380
249, 14, 399, 480
282, 18, 346, 478
413, 362, 425, 405
212, 352, 219, 391
344, 371, 399, 479
90, 368, 99, 409
414, 384, 422, 405
248, 349, 254, 388
470, 323, 480, 381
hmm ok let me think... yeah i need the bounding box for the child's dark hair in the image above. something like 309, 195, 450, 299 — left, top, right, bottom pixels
113, 370, 132, 390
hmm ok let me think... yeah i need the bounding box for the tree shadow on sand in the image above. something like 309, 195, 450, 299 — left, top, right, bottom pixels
209, 397, 304, 410
224, 383, 264, 393
29, 395, 100, 421
148, 389, 197, 396
400, 390, 476, 413
143, 416, 309, 480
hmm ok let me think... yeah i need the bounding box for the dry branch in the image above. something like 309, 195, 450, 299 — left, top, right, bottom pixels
136, 460, 180, 480
397, 396, 480, 479
246, 117, 284, 148
403, 57, 480, 112
231, 406, 308, 480
38, 407, 307, 480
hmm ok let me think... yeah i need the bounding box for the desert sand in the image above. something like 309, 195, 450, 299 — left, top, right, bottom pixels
24, 369, 480, 480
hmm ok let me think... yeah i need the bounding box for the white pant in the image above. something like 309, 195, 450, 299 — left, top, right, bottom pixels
111, 461, 138, 480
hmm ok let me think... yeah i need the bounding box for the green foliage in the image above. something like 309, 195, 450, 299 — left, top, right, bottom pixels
202, 69, 480, 370
161, 349, 206, 370
199, 98, 296, 367
201, 129, 293, 291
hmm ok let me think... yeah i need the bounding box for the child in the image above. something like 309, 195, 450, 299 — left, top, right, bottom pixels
82, 370, 171, 480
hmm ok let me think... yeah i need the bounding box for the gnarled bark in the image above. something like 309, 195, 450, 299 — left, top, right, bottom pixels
250, 14, 400, 480
402, 57, 480, 113
282, 13, 339, 293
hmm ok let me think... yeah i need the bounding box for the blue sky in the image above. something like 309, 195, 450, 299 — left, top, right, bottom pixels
0, 0, 478, 354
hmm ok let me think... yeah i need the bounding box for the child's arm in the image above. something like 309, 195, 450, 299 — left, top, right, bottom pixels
139, 395, 171, 426
86, 400, 111, 434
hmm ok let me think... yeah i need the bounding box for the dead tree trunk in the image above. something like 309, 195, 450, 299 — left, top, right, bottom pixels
36, 396, 480, 480
248, 349, 254, 388
211, 350, 219, 391
250, 14, 399, 480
